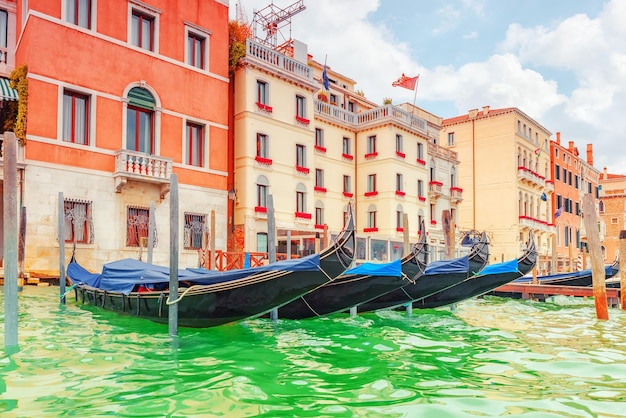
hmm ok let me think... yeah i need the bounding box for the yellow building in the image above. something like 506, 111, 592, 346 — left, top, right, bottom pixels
232, 38, 463, 262
599, 168, 626, 263
442, 107, 555, 270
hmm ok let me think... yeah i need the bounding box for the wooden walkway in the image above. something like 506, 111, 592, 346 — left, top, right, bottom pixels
494, 283, 622, 308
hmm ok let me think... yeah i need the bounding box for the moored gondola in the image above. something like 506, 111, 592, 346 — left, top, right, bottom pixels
275, 221, 429, 319
358, 231, 490, 313
67, 203, 356, 328
414, 230, 537, 309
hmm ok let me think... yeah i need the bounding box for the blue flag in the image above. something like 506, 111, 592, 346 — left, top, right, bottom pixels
322, 65, 330, 90
554, 206, 563, 218
541, 192, 547, 201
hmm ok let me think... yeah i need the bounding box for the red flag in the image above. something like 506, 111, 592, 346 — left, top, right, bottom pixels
392, 74, 419, 90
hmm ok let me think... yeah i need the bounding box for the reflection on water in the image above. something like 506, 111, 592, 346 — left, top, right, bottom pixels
1, 287, 626, 417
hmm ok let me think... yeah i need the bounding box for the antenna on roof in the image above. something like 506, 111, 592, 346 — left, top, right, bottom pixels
252, 0, 306, 48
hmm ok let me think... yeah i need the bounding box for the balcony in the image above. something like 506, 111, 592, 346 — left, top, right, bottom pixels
450, 187, 463, 204
244, 39, 313, 82
518, 215, 556, 234
545, 180, 554, 193
428, 181, 443, 200
517, 166, 546, 188
114, 149, 172, 199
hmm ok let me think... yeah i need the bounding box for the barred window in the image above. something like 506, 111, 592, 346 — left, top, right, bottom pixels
184, 213, 207, 250
127, 206, 156, 247
64, 199, 93, 244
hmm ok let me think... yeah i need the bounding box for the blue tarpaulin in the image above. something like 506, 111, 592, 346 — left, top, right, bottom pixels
343, 259, 402, 277
424, 255, 470, 276
67, 253, 321, 295
476, 259, 519, 276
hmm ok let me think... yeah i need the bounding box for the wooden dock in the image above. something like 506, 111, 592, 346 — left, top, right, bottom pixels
494, 283, 622, 308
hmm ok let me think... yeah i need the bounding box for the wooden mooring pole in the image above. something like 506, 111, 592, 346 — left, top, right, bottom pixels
147, 201, 155, 264
58, 192, 66, 304
168, 174, 179, 336
582, 194, 608, 320
619, 230, 626, 311
4, 132, 19, 348
267, 195, 278, 321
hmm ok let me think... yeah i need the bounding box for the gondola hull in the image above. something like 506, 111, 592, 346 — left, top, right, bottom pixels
69, 204, 356, 328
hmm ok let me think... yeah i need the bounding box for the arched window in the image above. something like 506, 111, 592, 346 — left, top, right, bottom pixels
518, 192, 523, 217
126, 87, 156, 154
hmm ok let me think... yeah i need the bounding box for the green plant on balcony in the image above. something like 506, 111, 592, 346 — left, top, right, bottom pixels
229, 20, 252, 74
382, 97, 392, 105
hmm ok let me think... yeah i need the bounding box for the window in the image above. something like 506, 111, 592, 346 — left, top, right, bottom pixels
562, 167, 567, 182
186, 122, 204, 167
367, 205, 377, 228
187, 31, 206, 69
127, 206, 155, 247
184, 213, 206, 250
575, 175, 579, 189
315, 169, 324, 188
396, 134, 403, 153
396, 173, 403, 192
0, 10, 7, 52
64, 199, 93, 244
131, 10, 155, 51
330, 93, 337, 104
430, 204, 436, 223
66, 0, 92, 29
555, 149, 559, 158
257, 232, 268, 253
63, 90, 90, 145
447, 132, 455, 146
556, 195, 562, 209
342, 137, 351, 155
417, 179, 424, 197
126, 87, 155, 154
367, 174, 377, 192
296, 184, 306, 213
296, 144, 306, 168
599, 200, 604, 213
315, 202, 324, 226
296, 95, 306, 118
347, 101, 355, 112
257, 80, 269, 106
256, 175, 269, 209
417, 142, 424, 160
343, 175, 351, 193
315, 128, 324, 148
367, 135, 376, 154
396, 207, 403, 229
451, 167, 457, 188
256, 133, 269, 158
555, 164, 560, 180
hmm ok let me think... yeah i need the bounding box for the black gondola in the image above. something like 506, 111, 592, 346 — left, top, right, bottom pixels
414, 230, 537, 309
358, 232, 490, 313
275, 221, 429, 319
66, 203, 356, 328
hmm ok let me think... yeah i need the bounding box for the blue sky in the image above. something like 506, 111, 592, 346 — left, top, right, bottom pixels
232, 0, 626, 174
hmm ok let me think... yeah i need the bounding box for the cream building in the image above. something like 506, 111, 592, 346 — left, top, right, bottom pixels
233, 38, 463, 262
442, 107, 555, 269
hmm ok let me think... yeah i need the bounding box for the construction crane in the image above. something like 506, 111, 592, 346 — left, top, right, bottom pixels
252, 0, 306, 48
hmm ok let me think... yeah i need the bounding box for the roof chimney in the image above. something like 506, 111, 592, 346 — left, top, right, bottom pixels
482, 106, 490, 115
586, 144, 594, 166
468, 109, 478, 119
556, 132, 561, 145
603, 166, 607, 179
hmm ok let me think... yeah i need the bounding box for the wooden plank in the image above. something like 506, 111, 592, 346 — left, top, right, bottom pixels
495, 283, 620, 299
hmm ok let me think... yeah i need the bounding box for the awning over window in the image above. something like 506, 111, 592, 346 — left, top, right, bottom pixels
0, 77, 18, 101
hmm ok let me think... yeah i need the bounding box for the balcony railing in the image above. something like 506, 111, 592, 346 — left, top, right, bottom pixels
428, 181, 443, 200
450, 187, 463, 204
517, 166, 546, 188
114, 149, 172, 199
245, 39, 313, 82
545, 180, 554, 193
518, 215, 556, 234
0, 135, 26, 169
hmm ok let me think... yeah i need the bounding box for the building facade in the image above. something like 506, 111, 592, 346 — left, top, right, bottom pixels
10, 0, 230, 275
232, 37, 463, 263
442, 107, 555, 271
599, 168, 626, 262
550, 133, 602, 271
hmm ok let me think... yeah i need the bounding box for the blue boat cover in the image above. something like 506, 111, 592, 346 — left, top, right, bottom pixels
477, 259, 519, 276
515, 263, 614, 283
67, 253, 321, 295
343, 259, 402, 277
424, 255, 469, 275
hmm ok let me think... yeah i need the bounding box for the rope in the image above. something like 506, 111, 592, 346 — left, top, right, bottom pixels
166, 286, 202, 305
60, 283, 78, 299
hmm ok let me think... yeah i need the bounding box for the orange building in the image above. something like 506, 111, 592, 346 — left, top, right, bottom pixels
549, 132, 601, 271
11, 0, 230, 274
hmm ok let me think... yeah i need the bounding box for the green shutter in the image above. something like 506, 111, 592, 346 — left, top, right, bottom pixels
128, 87, 155, 110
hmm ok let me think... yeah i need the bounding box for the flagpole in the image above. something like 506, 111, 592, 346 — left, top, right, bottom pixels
410, 74, 419, 118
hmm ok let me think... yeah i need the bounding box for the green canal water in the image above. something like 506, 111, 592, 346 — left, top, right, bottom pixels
1, 287, 626, 417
